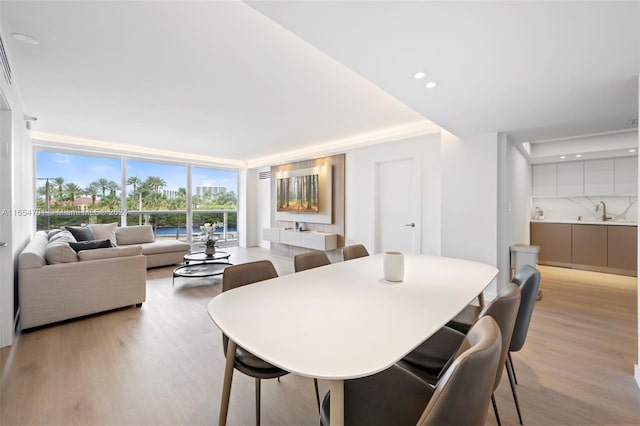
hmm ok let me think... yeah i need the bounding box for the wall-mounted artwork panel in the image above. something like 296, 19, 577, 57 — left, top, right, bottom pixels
275, 166, 332, 224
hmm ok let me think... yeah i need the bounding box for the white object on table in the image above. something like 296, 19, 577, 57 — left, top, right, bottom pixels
207, 253, 498, 426
383, 251, 405, 282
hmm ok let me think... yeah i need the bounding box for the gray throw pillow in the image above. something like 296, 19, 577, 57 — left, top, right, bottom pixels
68, 239, 112, 253
64, 226, 96, 242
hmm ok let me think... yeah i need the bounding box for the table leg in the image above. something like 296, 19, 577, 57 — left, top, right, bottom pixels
219, 340, 237, 426
329, 379, 344, 426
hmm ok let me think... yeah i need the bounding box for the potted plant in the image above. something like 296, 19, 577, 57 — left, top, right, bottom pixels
200, 222, 223, 256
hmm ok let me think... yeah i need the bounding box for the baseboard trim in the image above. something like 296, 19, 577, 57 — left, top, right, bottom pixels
635, 364, 640, 389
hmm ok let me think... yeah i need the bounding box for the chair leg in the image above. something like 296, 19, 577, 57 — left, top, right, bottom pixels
508, 352, 518, 385
491, 393, 501, 426
255, 378, 261, 426
313, 378, 321, 414
506, 364, 524, 425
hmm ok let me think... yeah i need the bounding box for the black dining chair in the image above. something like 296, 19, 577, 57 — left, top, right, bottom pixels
342, 244, 369, 261
320, 316, 502, 426
399, 282, 521, 426
221, 260, 319, 425
294, 251, 331, 272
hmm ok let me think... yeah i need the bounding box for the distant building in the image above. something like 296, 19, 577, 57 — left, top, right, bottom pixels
196, 186, 226, 197
161, 188, 179, 199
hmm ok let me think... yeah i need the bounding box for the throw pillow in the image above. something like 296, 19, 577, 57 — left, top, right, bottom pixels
64, 226, 95, 242
88, 223, 118, 246
45, 240, 79, 264
68, 239, 113, 253
115, 225, 155, 245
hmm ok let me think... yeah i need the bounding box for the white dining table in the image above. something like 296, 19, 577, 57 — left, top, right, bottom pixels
207, 253, 498, 426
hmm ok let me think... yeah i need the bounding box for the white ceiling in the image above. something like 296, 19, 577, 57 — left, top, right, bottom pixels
1, 1, 638, 166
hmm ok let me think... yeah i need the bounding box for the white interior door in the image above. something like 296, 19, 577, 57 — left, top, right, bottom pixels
375, 157, 420, 254
0, 107, 13, 347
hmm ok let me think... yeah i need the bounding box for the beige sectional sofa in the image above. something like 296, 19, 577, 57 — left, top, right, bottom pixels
18, 224, 191, 329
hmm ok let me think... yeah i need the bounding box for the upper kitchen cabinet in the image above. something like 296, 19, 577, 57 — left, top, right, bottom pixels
532, 164, 557, 196
557, 162, 584, 196
614, 157, 638, 195
584, 159, 614, 195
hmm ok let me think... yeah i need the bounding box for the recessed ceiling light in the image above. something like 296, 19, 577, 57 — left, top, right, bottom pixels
629, 149, 636, 153
12, 32, 39, 45
560, 156, 566, 159
414, 72, 426, 79
575, 154, 582, 158
425, 81, 437, 89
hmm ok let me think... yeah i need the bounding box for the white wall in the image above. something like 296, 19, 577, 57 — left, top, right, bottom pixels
238, 168, 258, 247
441, 131, 499, 295
345, 133, 442, 255
0, 37, 31, 346
636, 73, 640, 389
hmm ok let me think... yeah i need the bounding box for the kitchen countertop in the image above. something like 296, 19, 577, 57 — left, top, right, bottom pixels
530, 219, 637, 226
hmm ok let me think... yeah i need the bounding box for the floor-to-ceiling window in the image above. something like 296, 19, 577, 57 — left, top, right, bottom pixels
35, 151, 123, 229
35, 149, 239, 245
125, 159, 187, 241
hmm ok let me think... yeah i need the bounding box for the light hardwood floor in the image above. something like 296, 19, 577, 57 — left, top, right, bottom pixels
1, 248, 639, 425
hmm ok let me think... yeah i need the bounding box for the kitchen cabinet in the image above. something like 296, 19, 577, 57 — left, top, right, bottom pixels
557, 162, 584, 196
607, 226, 637, 272
584, 159, 614, 195
530, 222, 572, 265
531, 221, 637, 276
532, 157, 636, 197
532, 164, 557, 196
571, 224, 607, 267
614, 157, 638, 195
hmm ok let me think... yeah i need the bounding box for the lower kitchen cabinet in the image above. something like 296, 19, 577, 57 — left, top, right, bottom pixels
530, 222, 572, 266
530, 222, 637, 276
571, 224, 607, 268
607, 226, 638, 272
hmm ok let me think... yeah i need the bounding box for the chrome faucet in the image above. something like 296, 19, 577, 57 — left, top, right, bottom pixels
596, 201, 612, 221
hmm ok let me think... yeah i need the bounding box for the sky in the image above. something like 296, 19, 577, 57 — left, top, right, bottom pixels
36, 151, 238, 193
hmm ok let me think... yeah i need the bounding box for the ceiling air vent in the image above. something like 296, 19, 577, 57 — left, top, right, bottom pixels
258, 171, 271, 180
0, 36, 12, 86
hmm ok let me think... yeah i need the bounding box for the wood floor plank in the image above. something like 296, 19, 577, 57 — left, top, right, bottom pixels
2, 250, 639, 425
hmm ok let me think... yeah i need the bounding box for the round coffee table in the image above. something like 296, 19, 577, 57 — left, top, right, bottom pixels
183, 251, 231, 265
173, 262, 232, 286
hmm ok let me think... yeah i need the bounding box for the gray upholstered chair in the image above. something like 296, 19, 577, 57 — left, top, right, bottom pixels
221, 260, 319, 425
505, 264, 541, 423
320, 316, 502, 426
294, 251, 331, 272
342, 244, 369, 261
399, 282, 521, 426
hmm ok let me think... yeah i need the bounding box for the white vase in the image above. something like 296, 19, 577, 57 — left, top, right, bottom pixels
383, 251, 404, 282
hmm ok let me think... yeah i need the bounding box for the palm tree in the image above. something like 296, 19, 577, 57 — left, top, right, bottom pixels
127, 176, 140, 195
144, 176, 166, 193
96, 178, 110, 198
53, 177, 65, 202
64, 182, 82, 204
107, 180, 120, 196
85, 182, 99, 206
100, 193, 120, 211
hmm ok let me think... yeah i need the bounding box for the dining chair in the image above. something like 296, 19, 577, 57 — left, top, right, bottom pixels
294, 251, 331, 272
505, 264, 541, 423
399, 282, 521, 426
342, 244, 369, 261
221, 260, 318, 425
319, 316, 502, 426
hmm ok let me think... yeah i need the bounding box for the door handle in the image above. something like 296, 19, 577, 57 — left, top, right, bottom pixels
405, 223, 415, 228
0, 242, 7, 247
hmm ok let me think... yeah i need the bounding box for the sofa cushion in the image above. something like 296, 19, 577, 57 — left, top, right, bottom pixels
137, 240, 191, 255
78, 245, 143, 261
88, 223, 118, 246
64, 226, 96, 242
69, 239, 113, 253
19, 232, 48, 269
116, 225, 155, 245
48, 230, 77, 244
45, 240, 79, 264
